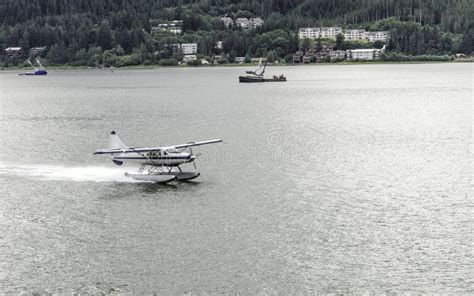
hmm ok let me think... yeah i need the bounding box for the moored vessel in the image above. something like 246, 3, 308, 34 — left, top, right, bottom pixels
238, 59, 286, 83
19, 58, 47, 76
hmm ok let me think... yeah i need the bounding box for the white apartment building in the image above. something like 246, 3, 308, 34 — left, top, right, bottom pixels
330, 50, 346, 60
320, 27, 343, 39
220, 17, 233, 28
346, 45, 386, 60
299, 27, 342, 39
298, 28, 320, 39
236, 18, 249, 28
249, 17, 264, 28
344, 29, 366, 40
183, 55, 197, 63
181, 43, 197, 55
236, 17, 264, 29
298, 27, 389, 42
168, 27, 182, 34
367, 31, 389, 42
151, 20, 183, 34
346, 49, 379, 60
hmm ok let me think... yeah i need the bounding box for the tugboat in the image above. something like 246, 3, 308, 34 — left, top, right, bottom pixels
19, 58, 47, 76
239, 59, 286, 83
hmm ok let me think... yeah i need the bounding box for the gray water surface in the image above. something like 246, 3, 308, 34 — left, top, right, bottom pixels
0, 64, 472, 293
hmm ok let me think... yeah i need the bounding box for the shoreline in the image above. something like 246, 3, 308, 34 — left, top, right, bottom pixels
2, 59, 472, 71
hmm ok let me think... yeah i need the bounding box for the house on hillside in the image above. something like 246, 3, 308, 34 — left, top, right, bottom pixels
236, 17, 264, 29
346, 46, 385, 60
302, 55, 312, 63
183, 55, 196, 63
249, 17, 264, 28
4, 47, 22, 59
236, 18, 249, 28
344, 29, 366, 40
30, 46, 47, 56
250, 57, 266, 63
292, 51, 303, 63
299, 28, 320, 39
367, 31, 389, 42
320, 27, 342, 39
220, 17, 233, 28
298, 27, 389, 43
181, 43, 197, 55
330, 50, 346, 61
151, 20, 183, 34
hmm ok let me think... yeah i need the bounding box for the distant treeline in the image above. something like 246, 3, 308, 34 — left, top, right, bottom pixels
0, 0, 472, 66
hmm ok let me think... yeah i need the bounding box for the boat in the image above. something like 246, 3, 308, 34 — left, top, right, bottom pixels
19, 58, 47, 76
239, 75, 286, 83
239, 59, 286, 83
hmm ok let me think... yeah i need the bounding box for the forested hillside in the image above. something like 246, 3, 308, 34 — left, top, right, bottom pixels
0, 0, 472, 66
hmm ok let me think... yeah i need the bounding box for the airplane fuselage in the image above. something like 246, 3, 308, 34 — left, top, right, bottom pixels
112, 151, 195, 166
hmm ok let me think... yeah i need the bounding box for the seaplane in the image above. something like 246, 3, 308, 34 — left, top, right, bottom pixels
93, 131, 222, 183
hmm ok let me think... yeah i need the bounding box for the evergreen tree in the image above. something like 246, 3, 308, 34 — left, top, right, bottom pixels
97, 22, 113, 50
47, 42, 69, 64
335, 33, 344, 50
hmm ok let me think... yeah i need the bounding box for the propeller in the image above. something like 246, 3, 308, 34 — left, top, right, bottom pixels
190, 147, 197, 169
188, 147, 202, 170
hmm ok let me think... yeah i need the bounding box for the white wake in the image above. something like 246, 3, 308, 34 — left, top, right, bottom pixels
0, 163, 143, 183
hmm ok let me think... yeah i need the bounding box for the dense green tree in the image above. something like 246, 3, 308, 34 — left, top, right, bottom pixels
47, 42, 69, 64
458, 29, 473, 54
97, 22, 113, 50
440, 34, 454, 53
1, 0, 472, 66
228, 50, 236, 63
335, 33, 344, 49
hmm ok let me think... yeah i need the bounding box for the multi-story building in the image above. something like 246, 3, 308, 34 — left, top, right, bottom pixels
181, 43, 197, 55
320, 27, 343, 39
236, 18, 249, 28
292, 51, 303, 63
249, 17, 264, 28
151, 20, 183, 34
367, 31, 389, 42
330, 50, 346, 60
298, 27, 389, 42
298, 28, 320, 39
344, 29, 366, 40
183, 55, 196, 63
346, 46, 385, 60
4, 47, 22, 59
346, 49, 380, 60
168, 27, 182, 34
220, 17, 233, 28
30, 46, 47, 56
236, 17, 264, 29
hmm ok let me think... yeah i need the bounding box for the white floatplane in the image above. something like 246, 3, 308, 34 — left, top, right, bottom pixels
93, 131, 222, 183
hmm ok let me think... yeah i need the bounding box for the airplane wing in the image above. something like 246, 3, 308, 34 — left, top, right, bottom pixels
172, 139, 223, 149
93, 139, 222, 155
93, 147, 152, 155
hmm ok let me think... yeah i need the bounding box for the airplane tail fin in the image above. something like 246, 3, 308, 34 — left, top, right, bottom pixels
109, 131, 127, 149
